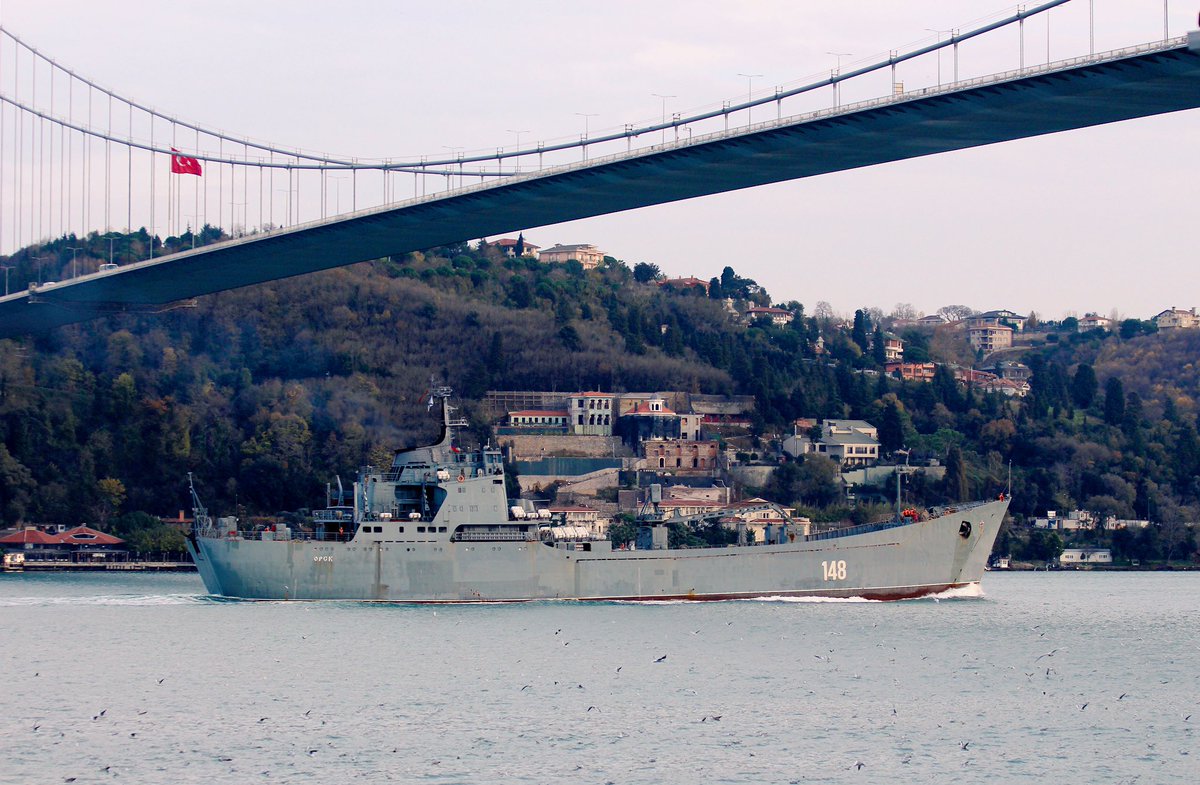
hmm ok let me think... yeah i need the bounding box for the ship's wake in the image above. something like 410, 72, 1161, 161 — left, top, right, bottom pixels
0, 593, 215, 607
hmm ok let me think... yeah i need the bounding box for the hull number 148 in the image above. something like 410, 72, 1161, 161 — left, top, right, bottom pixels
821, 560, 847, 581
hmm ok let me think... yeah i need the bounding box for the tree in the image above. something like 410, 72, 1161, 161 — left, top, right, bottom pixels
794, 455, 840, 507
1070, 363, 1098, 408
941, 446, 969, 502
879, 399, 905, 455
1103, 377, 1125, 425
851, 310, 870, 352
937, 304, 976, 322
485, 331, 506, 379
1119, 318, 1145, 340
633, 262, 661, 283
872, 326, 887, 366
95, 478, 127, 529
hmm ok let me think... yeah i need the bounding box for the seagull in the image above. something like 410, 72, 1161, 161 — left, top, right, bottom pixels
1117, 693, 1127, 700
654, 655, 667, 663
157, 678, 166, 685
587, 706, 600, 712
615, 667, 622, 673
960, 741, 970, 750
1080, 703, 1089, 711
1036, 649, 1060, 661
32, 724, 40, 731
852, 761, 865, 770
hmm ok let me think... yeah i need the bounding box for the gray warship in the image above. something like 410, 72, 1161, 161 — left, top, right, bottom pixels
186, 387, 1007, 602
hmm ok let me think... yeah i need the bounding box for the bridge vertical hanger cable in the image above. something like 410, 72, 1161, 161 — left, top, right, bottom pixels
105, 92, 111, 233
33, 50, 40, 246
149, 112, 155, 259
149, 114, 155, 256
126, 102, 132, 238
202, 130, 209, 232
14, 46, 20, 252
48, 62, 54, 242
1, 32, 6, 256
66, 71, 71, 239
32, 52, 38, 246
194, 126, 199, 238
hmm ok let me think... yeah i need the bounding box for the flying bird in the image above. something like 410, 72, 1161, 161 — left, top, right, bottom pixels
654, 655, 667, 663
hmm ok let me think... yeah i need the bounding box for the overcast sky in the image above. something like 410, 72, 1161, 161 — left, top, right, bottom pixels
1, 0, 1197, 320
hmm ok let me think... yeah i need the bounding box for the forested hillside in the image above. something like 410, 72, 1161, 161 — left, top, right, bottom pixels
1, 229, 1197, 562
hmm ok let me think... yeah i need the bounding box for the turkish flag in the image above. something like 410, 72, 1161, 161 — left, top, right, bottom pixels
170, 148, 203, 176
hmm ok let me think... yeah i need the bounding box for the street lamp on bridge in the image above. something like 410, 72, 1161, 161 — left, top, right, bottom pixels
575, 113, 598, 160
506, 131, 529, 172
825, 54, 851, 107
736, 74, 762, 123
651, 94, 676, 144
925, 30, 951, 86
0, 265, 14, 296
67, 246, 83, 278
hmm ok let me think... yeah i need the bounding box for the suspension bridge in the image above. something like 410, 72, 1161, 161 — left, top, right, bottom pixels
0, 0, 1198, 338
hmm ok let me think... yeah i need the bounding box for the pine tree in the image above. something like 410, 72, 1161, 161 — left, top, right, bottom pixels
879, 399, 905, 454
852, 309, 869, 352
1070, 363, 1098, 408
872, 326, 887, 366
942, 445, 969, 502
1103, 377, 1125, 425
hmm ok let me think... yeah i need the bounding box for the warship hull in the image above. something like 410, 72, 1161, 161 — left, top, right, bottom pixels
186, 499, 1007, 602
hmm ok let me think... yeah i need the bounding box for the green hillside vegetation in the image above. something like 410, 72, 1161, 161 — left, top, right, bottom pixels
0, 229, 1196, 564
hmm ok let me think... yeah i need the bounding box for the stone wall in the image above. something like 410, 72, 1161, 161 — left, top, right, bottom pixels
499, 434, 625, 459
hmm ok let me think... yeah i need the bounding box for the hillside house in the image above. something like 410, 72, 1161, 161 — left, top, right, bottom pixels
1059, 548, 1113, 566
885, 361, 936, 382
883, 333, 904, 362
782, 419, 880, 467
969, 309, 1028, 332
968, 324, 1013, 353
642, 439, 721, 471
507, 410, 569, 432
658, 276, 710, 295
1155, 307, 1200, 330
743, 306, 794, 326
537, 243, 605, 269
569, 392, 615, 436
1077, 314, 1111, 332
488, 236, 540, 258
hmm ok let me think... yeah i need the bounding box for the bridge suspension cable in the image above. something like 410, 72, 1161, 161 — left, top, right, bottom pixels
0, 0, 1176, 271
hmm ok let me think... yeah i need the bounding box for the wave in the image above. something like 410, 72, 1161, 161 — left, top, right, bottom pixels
922, 583, 986, 601
0, 593, 215, 607
739, 595, 883, 604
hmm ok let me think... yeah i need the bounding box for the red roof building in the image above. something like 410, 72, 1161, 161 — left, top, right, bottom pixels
0, 528, 64, 547
58, 526, 125, 547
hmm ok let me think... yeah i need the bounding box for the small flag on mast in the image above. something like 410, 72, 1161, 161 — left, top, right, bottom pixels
170, 148, 203, 176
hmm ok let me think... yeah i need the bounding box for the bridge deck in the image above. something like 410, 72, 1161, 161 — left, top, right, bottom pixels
3, 36, 1199, 338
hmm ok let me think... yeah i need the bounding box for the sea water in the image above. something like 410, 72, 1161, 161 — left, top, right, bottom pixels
1, 571, 1197, 784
